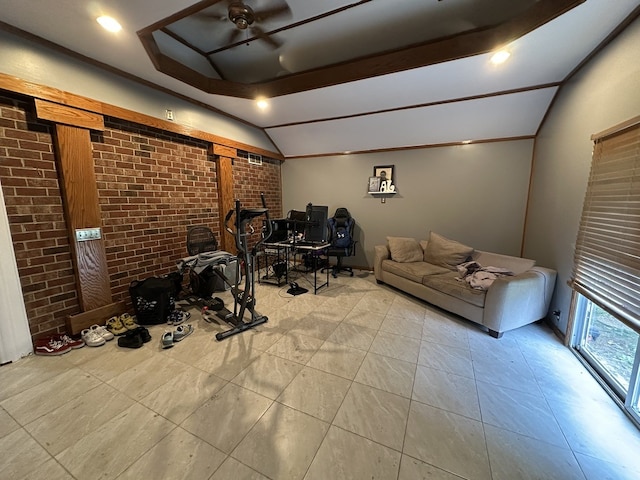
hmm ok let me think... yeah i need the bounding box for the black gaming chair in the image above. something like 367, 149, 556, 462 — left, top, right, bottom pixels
323, 208, 357, 277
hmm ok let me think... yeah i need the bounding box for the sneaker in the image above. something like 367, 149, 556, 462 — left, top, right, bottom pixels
168, 310, 190, 326
34, 337, 72, 356
117, 330, 144, 349
106, 316, 127, 336
173, 324, 194, 342
120, 313, 139, 331
90, 324, 114, 341
161, 331, 174, 349
53, 333, 85, 349
81, 328, 106, 347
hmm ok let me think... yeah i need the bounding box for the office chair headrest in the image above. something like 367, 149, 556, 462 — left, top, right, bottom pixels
334, 207, 350, 219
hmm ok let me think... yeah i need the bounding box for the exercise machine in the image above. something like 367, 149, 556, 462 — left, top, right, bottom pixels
211, 193, 273, 341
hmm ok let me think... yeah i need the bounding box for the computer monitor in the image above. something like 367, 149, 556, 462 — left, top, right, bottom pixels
263, 219, 288, 242
304, 204, 328, 243
286, 210, 307, 234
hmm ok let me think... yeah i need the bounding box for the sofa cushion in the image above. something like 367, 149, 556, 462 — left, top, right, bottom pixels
422, 272, 486, 307
387, 237, 424, 263
382, 259, 450, 283
424, 232, 474, 270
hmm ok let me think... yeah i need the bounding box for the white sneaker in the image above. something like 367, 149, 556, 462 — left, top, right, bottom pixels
81, 328, 106, 347
90, 324, 114, 341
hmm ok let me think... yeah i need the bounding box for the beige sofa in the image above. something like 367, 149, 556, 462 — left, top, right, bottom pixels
373, 233, 557, 338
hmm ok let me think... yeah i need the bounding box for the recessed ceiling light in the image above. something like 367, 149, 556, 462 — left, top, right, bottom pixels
256, 99, 269, 110
461, 140, 472, 144
490, 50, 511, 65
97, 16, 122, 33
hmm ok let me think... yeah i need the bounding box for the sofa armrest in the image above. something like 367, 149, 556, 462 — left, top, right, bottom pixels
374, 245, 390, 281
483, 267, 557, 334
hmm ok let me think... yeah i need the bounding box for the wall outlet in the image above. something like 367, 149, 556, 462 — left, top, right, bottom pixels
75, 227, 101, 242
165, 109, 174, 121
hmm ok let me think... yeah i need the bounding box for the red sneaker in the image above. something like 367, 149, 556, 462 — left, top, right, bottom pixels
34, 337, 72, 356
54, 333, 85, 349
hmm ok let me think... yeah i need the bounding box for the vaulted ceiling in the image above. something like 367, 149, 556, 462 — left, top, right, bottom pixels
0, 0, 638, 158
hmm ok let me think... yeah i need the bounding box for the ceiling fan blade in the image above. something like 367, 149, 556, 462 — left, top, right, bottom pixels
252, 25, 281, 48
253, 3, 292, 22
226, 27, 242, 44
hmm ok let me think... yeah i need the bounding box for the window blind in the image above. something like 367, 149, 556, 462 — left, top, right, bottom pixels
571, 120, 640, 334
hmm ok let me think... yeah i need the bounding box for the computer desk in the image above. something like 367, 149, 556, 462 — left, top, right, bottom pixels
259, 240, 330, 294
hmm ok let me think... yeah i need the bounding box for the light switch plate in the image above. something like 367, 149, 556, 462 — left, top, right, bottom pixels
75, 227, 102, 242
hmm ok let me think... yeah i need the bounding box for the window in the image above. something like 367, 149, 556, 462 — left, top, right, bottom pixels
570, 116, 640, 428
571, 117, 640, 425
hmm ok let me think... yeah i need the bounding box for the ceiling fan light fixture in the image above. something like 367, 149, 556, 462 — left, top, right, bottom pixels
490, 50, 511, 65
96, 15, 122, 33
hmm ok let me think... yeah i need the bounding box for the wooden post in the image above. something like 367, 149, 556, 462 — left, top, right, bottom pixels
213, 144, 237, 253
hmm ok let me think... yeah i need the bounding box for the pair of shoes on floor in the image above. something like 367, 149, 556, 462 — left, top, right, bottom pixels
117, 326, 152, 349
106, 313, 139, 336
161, 324, 194, 349
167, 309, 190, 326
90, 324, 114, 342
34, 333, 82, 356
81, 328, 107, 347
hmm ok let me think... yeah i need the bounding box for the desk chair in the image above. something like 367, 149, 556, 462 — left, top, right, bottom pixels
324, 207, 357, 277
186, 226, 218, 255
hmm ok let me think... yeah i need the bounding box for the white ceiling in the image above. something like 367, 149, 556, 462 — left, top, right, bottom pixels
0, 0, 638, 158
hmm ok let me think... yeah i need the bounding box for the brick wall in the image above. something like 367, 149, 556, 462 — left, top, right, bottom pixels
232, 155, 283, 248
0, 92, 282, 339
0, 93, 78, 338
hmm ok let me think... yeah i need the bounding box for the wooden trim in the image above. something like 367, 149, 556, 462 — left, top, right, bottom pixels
591, 115, 640, 141
0, 20, 263, 130
284, 136, 536, 159
35, 99, 104, 130
212, 144, 237, 158
216, 156, 235, 253
0, 72, 283, 161
54, 124, 112, 311
0, 72, 104, 113
66, 301, 127, 335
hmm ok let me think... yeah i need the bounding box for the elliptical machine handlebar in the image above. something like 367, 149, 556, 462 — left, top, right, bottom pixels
223, 193, 273, 255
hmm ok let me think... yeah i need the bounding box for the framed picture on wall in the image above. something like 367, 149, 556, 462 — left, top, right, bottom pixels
374, 165, 394, 185
368, 176, 381, 192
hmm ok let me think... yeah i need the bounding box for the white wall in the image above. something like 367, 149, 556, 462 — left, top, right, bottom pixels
0, 29, 276, 153
282, 139, 535, 269
0, 179, 33, 363
523, 16, 640, 334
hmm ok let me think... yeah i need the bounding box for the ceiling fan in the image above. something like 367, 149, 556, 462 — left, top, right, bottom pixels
220, 0, 292, 48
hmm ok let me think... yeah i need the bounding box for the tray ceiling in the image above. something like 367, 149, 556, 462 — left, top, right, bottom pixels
0, 0, 638, 158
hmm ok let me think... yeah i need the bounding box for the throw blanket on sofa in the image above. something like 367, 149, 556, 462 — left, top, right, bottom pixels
456, 261, 513, 290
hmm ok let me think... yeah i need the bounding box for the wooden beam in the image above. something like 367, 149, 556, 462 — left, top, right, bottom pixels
35, 98, 104, 130
0, 72, 284, 161
216, 156, 235, 253
53, 123, 112, 311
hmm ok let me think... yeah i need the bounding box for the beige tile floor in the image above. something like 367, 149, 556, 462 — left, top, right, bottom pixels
2, 271, 640, 480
